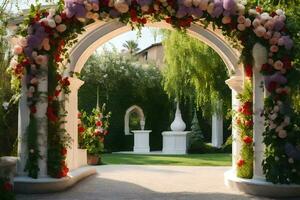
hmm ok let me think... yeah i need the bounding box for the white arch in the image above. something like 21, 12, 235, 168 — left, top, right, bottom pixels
124, 105, 145, 136
68, 21, 241, 75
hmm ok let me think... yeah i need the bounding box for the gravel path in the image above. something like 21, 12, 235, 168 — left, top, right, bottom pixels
16, 165, 281, 200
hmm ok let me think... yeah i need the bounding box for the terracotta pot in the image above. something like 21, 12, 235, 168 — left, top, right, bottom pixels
87, 154, 100, 165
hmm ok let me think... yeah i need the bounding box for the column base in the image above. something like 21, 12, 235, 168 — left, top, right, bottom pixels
224, 169, 300, 198
14, 166, 96, 194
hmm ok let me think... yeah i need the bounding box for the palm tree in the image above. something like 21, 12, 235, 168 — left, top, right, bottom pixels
122, 40, 140, 55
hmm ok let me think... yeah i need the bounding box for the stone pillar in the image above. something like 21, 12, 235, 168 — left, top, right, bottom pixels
252, 43, 267, 180
211, 101, 223, 148
17, 76, 30, 176
225, 75, 243, 173
36, 69, 48, 178
65, 77, 85, 170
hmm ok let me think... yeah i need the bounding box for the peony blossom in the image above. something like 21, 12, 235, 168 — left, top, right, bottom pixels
237, 15, 246, 24
254, 26, 266, 37
56, 24, 67, 32
237, 23, 245, 31
13, 45, 23, 55
48, 19, 56, 28
222, 16, 231, 24
270, 45, 279, 53
278, 129, 287, 139
114, 0, 129, 13
54, 15, 62, 24
274, 60, 284, 70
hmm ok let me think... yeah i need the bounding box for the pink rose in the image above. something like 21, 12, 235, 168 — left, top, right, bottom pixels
92, 3, 99, 11
237, 15, 246, 24
263, 31, 272, 40
35, 55, 48, 66
252, 19, 260, 28
254, 26, 266, 37
269, 37, 278, 45
274, 60, 283, 70
278, 130, 287, 139
54, 15, 62, 24
244, 18, 252, 27
222, 16, 232, 24
19, 38, 28, 47
237, 23, 246, 31
13, 45, 23, 55
56, 24, 67, 33
270, 45, 279, 53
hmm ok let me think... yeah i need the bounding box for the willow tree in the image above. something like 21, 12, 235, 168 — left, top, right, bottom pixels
162, 30, 230, 117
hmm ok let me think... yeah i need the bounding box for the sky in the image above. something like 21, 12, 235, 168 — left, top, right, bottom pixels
3, 0, 163, 53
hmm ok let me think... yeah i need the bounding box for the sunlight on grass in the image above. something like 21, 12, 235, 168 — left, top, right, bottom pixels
101, 153, 231, 166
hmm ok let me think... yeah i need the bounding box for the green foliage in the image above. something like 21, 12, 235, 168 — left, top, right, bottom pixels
0, 1, 18, 157
162, 30, 230, 117
188, 111, 205, 153
122, 40, 140, 55
79, 50, 172, 151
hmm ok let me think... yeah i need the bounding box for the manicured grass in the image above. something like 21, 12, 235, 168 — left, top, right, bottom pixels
101, 153, 232, 166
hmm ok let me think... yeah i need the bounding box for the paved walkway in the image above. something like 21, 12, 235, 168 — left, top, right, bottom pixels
17, 165, 277, 200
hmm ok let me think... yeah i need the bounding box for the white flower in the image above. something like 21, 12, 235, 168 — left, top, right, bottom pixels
54, 15, 62, 24
2, 102, 9, 110
48, 19, 56, 28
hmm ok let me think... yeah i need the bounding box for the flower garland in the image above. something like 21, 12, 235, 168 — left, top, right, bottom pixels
236, 65, 253, 179
8, 0, 299, 183
0, 178, 15, 200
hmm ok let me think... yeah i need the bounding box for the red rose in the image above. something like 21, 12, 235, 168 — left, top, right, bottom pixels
61, 147, 67, 156
165, 17, 172, 24
244, 64, 253, 78
241, 102, 252, 116
47, 106, 58, 122
261, 63, 273, 74
256, 6, 262, 13
60, 77, 70, 86
30, 106, 37, 114
282, 56, 292, 70
245, 120, 253, 127
3, 182, 13, 191
54, 90, 61, 97
93, 130, 101, 136
130, 9, 138, 22
267, 81, 278, 92
237, 159, 245, 167
96, 121, 102, 127
78, 126, 85, 133
104, 130, 108, 135
243, 136, 253, 144
48, 95, 54, 102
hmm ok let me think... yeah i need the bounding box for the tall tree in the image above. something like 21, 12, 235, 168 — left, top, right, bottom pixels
122, 40, 140, 55
162, 30, 230, 117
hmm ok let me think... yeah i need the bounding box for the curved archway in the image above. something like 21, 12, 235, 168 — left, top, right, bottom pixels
124, 105, 145, 136
68, 21, 241, 75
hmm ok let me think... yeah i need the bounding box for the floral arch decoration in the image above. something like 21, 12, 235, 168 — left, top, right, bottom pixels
9, 0, 299, 184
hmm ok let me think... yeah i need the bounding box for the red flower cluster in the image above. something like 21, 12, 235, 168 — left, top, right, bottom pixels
261, 63, 274, 75
60, 77, 70, 87
244, 120, 253, 128
244, 64, 253, 78
179, 17, 193, 28
237, 159, 245, 167
95, 121, 102, 127
57, 161, 69, 178
3, 181, 13, 191
61, 147, 67, 156
243, 136, 253, 144
238, 102, 252, 116
47, 106, 58, 122
78, 126, 85, 133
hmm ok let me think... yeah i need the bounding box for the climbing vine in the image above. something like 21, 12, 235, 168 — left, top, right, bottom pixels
8, 0, 299, 184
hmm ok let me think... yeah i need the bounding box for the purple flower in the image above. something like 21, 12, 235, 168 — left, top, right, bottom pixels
24, 47, 33, 58
176, 6, 188, 18
265, 72, 287, 87
190, 8, 203, 18
27, 35, 40, 49
109, 9, 121, 18
285, 143, 300, 160
211, 6, 223, 18
223, 0, 235, 11
282, 36, 293, 50
65, 0, 87, 18
274, 20, 285, 31
137, 0, 152, 6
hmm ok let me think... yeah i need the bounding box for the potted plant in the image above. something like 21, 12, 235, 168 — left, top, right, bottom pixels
78, 104, 111, 165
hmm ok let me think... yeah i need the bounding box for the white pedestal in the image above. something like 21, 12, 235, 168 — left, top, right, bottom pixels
162, 131, 190, 155
132, 130, 151, 153
212, 114, 223, 148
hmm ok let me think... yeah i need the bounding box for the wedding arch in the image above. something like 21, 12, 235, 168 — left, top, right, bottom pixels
9, 0, 300, 196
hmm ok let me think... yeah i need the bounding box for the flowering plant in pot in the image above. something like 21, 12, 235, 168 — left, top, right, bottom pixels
78, 104, 111, 165
0, 177, 15, 200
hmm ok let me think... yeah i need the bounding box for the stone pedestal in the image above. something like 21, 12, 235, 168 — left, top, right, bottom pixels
0, 157, 17, 184
132, 130, 151, 153
211, 114, 223, 148
162, 131, 190, 155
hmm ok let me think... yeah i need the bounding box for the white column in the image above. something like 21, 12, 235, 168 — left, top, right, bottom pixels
225, 75, 244, 173
17, 76, 30, 176
36, 70, 48, 178
64, 77, 85, 170
211, 113, 223, 148
252, 43, 267, 180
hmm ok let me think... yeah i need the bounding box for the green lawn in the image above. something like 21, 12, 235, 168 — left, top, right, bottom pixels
101, 153, 232, 166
